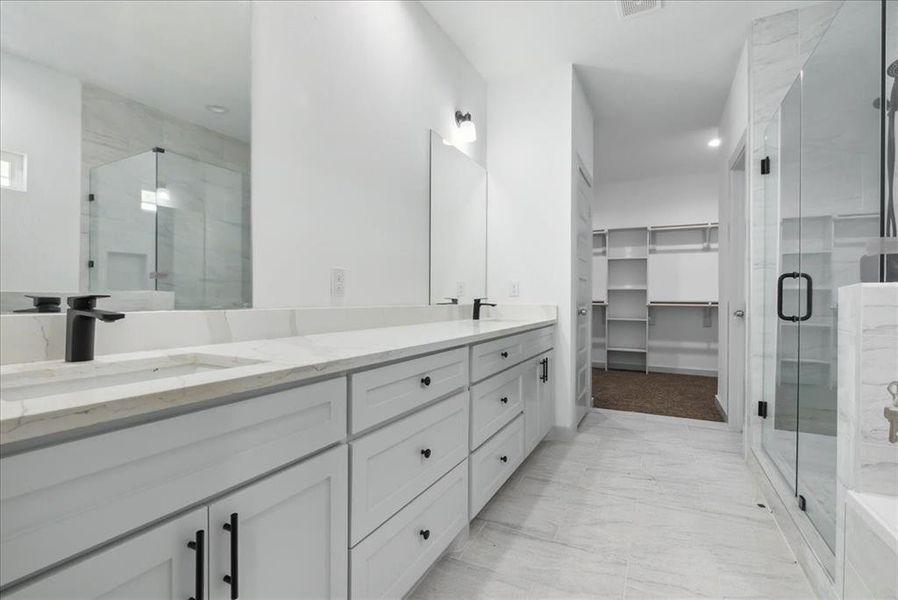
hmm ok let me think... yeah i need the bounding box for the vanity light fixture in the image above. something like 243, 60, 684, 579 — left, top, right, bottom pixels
206, 104, 229, 115
707, 137, 722, 148
455, 110, 477, 143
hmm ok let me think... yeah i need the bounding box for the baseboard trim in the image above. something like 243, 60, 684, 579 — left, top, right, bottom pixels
646, 365, 718, 377
546, 424, 577, 441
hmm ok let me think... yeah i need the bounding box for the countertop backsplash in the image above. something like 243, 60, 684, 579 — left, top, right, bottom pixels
0, 304, 556, 366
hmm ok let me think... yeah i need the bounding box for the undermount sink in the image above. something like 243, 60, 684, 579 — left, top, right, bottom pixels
0, 353, 263, 402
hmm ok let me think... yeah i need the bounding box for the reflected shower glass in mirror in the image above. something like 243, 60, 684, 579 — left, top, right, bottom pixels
429, 130, 487, 304
0, 1, 251, 313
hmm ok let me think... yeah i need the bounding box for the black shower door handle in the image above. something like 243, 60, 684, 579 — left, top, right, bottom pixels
798, 272, 813, 321
777, 272, 799, 322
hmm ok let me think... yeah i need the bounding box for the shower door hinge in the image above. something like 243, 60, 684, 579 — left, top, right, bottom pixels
757, 401, 768, 419
760, 156, 770, 175
798, 495, 807, 511
88, 260, 95, 268
88, 193, 95, 202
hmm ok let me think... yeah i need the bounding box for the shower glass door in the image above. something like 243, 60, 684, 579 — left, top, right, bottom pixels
796, 0, 883, 551
89, 151, 158, 292
759, 0, 885, 554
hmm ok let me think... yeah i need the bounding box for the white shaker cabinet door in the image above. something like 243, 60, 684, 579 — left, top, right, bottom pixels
6, 507, 208, 600
208, 445, 349, 600
522, 354, 542, 456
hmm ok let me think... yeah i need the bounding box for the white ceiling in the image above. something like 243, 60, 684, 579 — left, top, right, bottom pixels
0, 0, 251, 142
422, 0, 824, 182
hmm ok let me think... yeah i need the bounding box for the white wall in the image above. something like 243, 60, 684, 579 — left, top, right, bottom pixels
487, 65, 578, 429
0, 52, 81, 292
593, 170, 718, 230
252, 1, 486, 308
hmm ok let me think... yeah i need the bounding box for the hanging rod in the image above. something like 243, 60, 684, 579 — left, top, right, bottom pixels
648, 301, 718, 308
648, 222, 719, 232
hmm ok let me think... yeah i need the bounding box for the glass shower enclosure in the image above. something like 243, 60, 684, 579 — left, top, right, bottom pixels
89, 148, 251, 310
759, 0, 895, 554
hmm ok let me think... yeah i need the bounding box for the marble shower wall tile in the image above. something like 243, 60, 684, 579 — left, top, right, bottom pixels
0, 304, 557, 365
836, 283, 898, 597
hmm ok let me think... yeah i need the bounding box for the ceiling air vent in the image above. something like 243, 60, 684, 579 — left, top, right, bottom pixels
616, 0, 662, 20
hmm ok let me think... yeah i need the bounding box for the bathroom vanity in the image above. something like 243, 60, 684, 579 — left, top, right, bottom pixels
0, 317, 555, 598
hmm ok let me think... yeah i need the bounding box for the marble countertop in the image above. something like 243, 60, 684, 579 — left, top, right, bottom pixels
0, 317, 554, 449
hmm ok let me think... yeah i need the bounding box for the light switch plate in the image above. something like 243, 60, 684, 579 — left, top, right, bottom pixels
331, 267, 346, 300
510, 281, 520, 298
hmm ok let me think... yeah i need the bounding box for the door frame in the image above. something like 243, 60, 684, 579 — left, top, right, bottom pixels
722, 132, 749, 432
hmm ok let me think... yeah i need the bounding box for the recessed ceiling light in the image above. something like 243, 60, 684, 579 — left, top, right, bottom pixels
206, 104, 229, 115
707, 137, 722, 148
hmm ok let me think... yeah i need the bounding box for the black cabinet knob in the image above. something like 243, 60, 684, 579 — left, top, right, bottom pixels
421, 376, 432, 387
499, 455, 508, 463
499, 396, 508, 404
419, 529, 431, 540
421, 448, 432, 459
500, 351, 509, 358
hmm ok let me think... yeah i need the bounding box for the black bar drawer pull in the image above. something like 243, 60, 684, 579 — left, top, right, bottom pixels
500, 351, 509, 358
222, 513, 238, 599
499, 396, 509, 404
419, 529, 431, 540
187, 529, 204, 600
420, 448, 432, 459
420, 375, 431, 387
499, 455, 508, 463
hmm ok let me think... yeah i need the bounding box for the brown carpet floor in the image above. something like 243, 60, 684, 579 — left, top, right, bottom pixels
592, 369, 724, 422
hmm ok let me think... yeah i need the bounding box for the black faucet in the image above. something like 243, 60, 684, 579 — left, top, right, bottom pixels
14, 295, 62, 313
473, 298, 496, 321
65, 295, 125, 362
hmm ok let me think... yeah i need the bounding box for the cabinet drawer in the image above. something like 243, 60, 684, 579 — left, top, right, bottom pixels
470, 326, 553, 382
350, 347, 468, 433
0, 377, 346, 588
469, 414, 525, 518
350, 460, 468, 599
350, 393, 468, 546
470, 364, 524, 449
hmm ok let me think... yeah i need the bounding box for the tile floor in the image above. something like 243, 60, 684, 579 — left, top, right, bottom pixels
411, 409, 816, 599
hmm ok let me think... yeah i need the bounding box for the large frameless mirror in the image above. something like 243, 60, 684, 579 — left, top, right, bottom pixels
0, 1, 251, 312
429, 130, 487, 305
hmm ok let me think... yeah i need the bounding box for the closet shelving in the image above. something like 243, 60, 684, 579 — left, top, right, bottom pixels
593, 223, 720, 374
591, 230, 608, 368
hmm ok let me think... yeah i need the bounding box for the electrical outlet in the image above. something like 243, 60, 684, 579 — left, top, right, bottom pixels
509, 281, 520, 298
331, 267, 346, 300
456, 281, 466, 298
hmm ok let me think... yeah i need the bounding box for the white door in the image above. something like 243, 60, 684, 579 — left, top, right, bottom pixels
208, 446, 348, 600
574, 165, 593, 423
726, 147, 747, 430
8, 508, 207, 600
